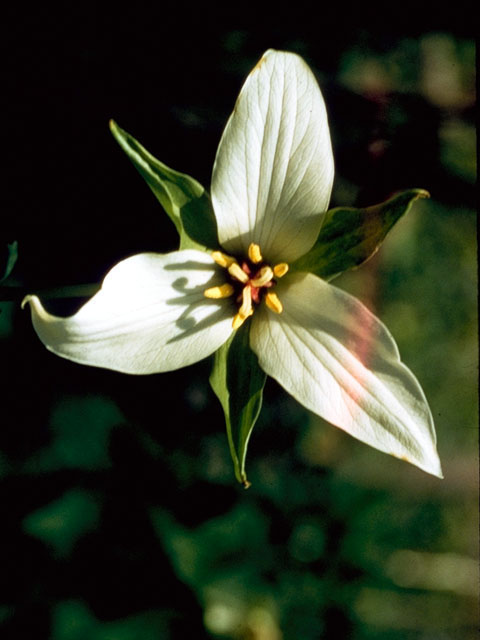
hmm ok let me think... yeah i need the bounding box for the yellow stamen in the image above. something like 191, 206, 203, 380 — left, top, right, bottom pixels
250, 266, 273, 288
265, 291, 283, 314
238, 285, 253, 318
273, 263, 289, 278
228, 262, 249, 284
248, 242, 263, 264
211, 251, 237, 268
203, 283, 235, 299
232, 313, 247, 330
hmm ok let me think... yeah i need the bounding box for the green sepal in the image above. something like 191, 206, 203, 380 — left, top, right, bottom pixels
209, 322, 266, 488
292, 189, 430, 280
109, 120, 218, 252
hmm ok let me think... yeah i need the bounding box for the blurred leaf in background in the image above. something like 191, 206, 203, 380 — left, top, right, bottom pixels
24, 395, 123, 473
23, 489, 100, 558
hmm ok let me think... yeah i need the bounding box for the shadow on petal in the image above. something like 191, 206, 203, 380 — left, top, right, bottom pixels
167, 306, 233, 344
164, 268, 235, 342
164, 259, 218, 272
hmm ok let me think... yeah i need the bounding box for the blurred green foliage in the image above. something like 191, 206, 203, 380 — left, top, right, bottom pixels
23, 489, 100, 558
50, 601, 171, 640
24, 395, 123, 472
1, 242, 18, 283
1, 12, 477, 640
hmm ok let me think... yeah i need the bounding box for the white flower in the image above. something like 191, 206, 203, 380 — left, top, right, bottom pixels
24, 50, 442, 477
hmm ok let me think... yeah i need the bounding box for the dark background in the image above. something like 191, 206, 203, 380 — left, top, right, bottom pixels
1, 6, 477, 639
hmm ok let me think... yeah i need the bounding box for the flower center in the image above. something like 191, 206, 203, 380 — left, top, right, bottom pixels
204, 243, 289, 329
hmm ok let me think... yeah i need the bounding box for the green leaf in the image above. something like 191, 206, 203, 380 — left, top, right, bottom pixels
209, 323, 266, 487
109, 120, 218, 251
51, 600, 171, 640
1, 241, 18, 282
24, 395, 122, 472
23, 489, 100, 557
292, 189, 430, 280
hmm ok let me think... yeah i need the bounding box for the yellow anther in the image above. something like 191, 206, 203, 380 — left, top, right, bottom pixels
232, 313, 248, 330
228, 262, 249, 284
250, 266, 274, 288
248, 243, 263, 264
265, 291, 283, 314
273, 263, 289, 278
211, 251, 237, 268
238, 285, 253, 318
203, 283, 235, 299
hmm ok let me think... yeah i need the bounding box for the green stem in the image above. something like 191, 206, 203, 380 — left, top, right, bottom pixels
0, 283, 100, 303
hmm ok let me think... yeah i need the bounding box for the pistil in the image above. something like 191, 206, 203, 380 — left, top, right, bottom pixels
250, 266, 273, 288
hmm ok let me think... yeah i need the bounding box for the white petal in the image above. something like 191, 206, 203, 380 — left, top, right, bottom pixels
212, 49, 334, 264
24, 250, 235, 374
250, 273, 442, 477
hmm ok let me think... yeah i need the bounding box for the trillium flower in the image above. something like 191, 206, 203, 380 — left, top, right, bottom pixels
24, 50, 442, 482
